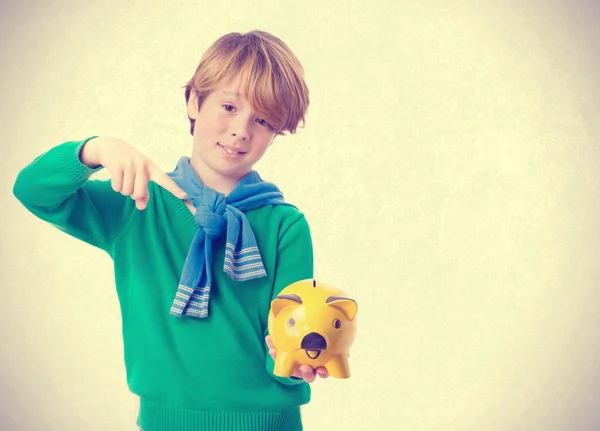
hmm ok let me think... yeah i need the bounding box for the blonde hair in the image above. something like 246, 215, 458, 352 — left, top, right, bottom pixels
184, 30, 309, 136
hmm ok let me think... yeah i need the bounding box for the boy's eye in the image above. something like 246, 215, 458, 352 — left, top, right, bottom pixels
223, 104, 235, 112
256, 118, 271, 128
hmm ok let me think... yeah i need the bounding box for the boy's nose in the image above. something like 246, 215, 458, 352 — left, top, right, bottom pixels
230, 116, 251, 141
231, 132, 247, 141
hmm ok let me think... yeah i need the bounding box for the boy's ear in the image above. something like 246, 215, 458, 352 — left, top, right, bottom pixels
187, 90, 199, 120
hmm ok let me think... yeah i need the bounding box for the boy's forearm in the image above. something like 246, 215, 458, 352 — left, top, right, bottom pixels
265, 214, 314, 385
13, 139, 99, 207
12, 138, 131, 251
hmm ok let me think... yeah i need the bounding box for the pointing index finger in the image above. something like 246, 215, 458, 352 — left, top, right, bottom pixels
149, 166, 187, 199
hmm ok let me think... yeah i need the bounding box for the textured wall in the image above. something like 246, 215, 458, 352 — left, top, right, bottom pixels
1, 1, 599, 430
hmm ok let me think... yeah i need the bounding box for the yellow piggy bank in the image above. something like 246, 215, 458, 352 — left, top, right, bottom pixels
267, 279, 358, 379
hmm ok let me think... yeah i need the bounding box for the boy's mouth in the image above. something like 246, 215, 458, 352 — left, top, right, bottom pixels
217, 143, 247, 156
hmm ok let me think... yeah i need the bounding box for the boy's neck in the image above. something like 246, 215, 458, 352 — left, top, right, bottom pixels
188, 155, 243, 196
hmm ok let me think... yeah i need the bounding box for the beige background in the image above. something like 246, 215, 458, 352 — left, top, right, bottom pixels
2, 1, 600, 430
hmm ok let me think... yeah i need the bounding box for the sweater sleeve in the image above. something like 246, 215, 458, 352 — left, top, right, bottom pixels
264, 213, 314, 386
12, 137, 137, 253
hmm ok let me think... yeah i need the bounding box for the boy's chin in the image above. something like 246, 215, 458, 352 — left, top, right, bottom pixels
215, 165, 253, 180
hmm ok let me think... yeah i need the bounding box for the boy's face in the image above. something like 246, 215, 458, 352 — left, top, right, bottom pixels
187, 76, 277, 190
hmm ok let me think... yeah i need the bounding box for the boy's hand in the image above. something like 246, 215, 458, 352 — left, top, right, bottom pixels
80, 137, 187, 210
265, 335, 330, 383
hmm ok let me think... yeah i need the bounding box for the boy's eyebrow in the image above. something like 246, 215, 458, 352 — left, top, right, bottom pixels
222, 91, 241, 96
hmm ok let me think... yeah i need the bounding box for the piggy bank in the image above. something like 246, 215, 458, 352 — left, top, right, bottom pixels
267, 279, 358, 379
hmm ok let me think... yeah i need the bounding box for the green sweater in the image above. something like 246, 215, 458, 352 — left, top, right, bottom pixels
13, 138, 313, 431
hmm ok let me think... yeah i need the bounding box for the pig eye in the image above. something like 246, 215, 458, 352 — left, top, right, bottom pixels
288, 318, 295, 327
333, 319, 342, 329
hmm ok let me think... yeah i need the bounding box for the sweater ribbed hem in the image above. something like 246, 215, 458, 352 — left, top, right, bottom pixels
137, 398, 303, 431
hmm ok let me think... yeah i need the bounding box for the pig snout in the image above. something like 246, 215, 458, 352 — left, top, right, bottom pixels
301, 332, 327, 357
301, 332, 327, 350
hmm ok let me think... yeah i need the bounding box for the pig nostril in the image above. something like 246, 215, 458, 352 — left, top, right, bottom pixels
333, 319, 341, 329
288, 318, 295, 327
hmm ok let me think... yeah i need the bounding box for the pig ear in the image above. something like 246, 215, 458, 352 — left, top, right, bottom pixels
326, 296, 358, 321
271, 294, 302, 318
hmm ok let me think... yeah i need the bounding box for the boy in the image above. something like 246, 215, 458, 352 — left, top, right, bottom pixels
13, 30, 327, 431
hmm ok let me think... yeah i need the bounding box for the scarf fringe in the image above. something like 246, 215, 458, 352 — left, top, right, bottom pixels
170, 284, 210, 318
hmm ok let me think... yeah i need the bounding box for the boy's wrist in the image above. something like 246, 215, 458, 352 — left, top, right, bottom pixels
79, 137, 102, 168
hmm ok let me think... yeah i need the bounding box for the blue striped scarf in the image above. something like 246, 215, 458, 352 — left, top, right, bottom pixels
167, 157, 294, 318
